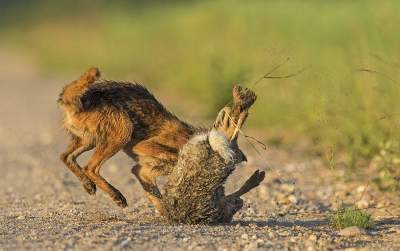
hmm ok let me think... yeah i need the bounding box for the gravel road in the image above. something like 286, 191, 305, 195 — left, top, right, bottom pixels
0, 75, 399, 251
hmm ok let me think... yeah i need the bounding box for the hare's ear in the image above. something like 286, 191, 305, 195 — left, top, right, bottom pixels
80, 67, 101, 83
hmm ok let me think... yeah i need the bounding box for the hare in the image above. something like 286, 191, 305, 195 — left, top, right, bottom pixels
161, 84, 262, 224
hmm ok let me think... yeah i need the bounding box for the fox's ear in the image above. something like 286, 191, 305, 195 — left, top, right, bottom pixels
81, 67, 101, 83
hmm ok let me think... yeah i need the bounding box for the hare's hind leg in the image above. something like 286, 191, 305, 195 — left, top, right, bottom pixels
60, 136, 96, 194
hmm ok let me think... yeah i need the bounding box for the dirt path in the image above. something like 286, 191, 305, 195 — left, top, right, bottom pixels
0, 77, 399, 251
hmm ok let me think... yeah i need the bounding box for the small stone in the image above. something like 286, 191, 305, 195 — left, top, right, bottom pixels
376, 202, 386, 208
306, 245, 316, 251
276, 193, 289, 205
258, 186, 268, 197
278, 210, 288, 216
244, 242, 259, 251
280, 183, 295, 193
356, 200, 369, 209
16, 215, 25, 220
288, 195, 298, 204
246, 207, 256, 215
338, 226, 368, 237
356, 185, 366, 193
119, 237, 131, 248
280, 231, 289, 236
308, 234, 317, 241
241, 233, 249, 239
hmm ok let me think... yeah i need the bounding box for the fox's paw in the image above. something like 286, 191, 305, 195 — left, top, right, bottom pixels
82, 180, 96, 195
113, 191, 128, 208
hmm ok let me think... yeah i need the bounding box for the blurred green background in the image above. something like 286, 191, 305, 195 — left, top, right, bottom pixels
1, 0, 400, 187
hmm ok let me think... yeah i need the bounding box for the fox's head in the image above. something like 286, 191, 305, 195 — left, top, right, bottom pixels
57, 67, 101, 106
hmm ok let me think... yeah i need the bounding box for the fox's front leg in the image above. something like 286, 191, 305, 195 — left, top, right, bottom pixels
60, 136, 96, 195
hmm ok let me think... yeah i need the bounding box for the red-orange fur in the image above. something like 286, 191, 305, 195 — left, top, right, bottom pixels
58, 68, 195, 211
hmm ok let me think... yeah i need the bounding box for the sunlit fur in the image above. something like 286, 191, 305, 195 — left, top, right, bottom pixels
58, 67, 196, 210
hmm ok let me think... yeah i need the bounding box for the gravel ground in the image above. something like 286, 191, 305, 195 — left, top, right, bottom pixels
0, 75, 399, 251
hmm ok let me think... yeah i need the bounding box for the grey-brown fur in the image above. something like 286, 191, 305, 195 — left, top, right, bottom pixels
160, 86, 264, 224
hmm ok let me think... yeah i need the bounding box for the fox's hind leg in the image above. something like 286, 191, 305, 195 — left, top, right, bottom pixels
129, 140, 178, 215
131, 158, 165, 215
60, 136, 96, 195
82, 114, 132, 208
83, 142, 128, 207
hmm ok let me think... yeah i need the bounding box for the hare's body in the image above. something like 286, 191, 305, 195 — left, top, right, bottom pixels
161, 88, 263, 224
58, 68, 194, 210
162, 129, 264, 224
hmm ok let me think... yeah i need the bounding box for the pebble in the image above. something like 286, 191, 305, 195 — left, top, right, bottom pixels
276, 193, 290, 205
308, 234, 317, 241
246, 207, 256, 215
243, 242, 259, 251
288, 195, 298, 204
34, 194, 41, 201
258, 186, 269, 197
280, 183, 295, 193
241, 233, 249, 239
256, 239, 264, 245
356, 185, 366, 193
16, 215, 25, 220
338, 226, 368, 237
356, 200, 369, 209
119, 237, 131, 248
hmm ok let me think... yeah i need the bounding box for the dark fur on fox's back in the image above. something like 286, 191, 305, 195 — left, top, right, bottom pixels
80, 81, 164, 117
80, 80, 193, 135
80, 80, 191, 133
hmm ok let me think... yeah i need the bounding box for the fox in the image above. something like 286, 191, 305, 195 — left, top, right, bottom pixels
58, 67, 249, 213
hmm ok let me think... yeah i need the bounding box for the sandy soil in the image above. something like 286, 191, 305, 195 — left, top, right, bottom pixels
0, 74, 399, 251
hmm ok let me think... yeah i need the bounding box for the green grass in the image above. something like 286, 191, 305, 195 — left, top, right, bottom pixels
330, 206, 374, 229
2, 1, 400, 174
